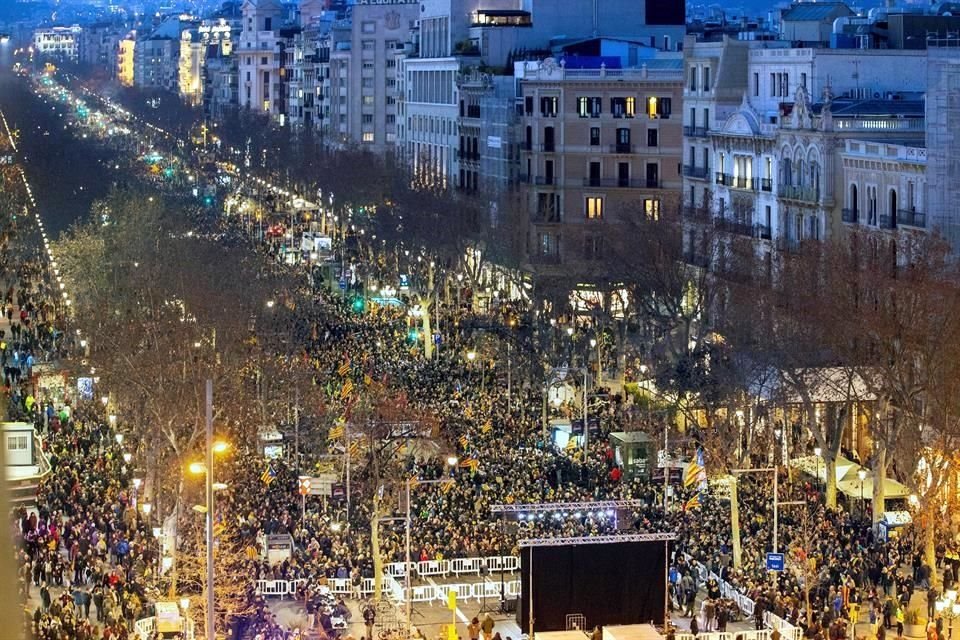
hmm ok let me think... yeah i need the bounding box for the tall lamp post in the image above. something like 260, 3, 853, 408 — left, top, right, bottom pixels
936, 590, 960, 639
187, 380, 230, 640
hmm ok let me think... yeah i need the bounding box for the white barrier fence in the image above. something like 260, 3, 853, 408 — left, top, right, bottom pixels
256, 576, 521, 604
682, 555, 800, 640
134, 616, 195, 640
675, 631, 771, 640
256, 556, 520, 600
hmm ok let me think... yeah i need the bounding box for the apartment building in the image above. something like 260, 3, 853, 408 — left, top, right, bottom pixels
680, 36, 927, 263
327, 1, 416, 151
135, 17, 194, 92
33, 26, 82, 61
519, 57, 684, 279
398, 0, 685, 187
238, 0, 295, 123
179, 19, 235, 108
116, 32, 136, 86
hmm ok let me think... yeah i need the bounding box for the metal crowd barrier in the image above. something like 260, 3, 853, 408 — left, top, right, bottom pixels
381, 556, 519, 580
256, 577, 522, 604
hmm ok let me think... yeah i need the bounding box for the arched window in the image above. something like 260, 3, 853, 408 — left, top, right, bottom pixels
849, 184, 858, 213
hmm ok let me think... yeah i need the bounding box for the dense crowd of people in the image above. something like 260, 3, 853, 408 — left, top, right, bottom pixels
9, 73, 960, 640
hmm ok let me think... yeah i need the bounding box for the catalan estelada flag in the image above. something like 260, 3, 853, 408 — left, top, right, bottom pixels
684, 461, 705, 488
260, 464, 277, 485
337, 360, 350, 376
341, 379, 354, 399
683, 493, 702, 512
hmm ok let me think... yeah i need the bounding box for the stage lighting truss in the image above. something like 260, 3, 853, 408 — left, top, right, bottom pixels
518, 532, 676, 548
489, 499, 648, 522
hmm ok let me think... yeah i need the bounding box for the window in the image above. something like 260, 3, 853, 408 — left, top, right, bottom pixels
585, 197, 604, 220
363, 96, 375, 105
647, 128, 658, 147
647, 96, 671, 119
362, 78, 374, 88
6, 434, 27, 452
753, 72, 759, 97
362, 114, 374, 124
260, 56, 267, 65
703, 67, 711, 91
540, 96, 558, 116
362, 21, 376, 33
577, 96, 601, 117
362, 132, 374, 142
770, 73, 776, 97
584, 235, 603, 260
644, 199, 661, 220
688, 66, 697, 91
611, 97, 635, 118
362, 40, 375, 50
801, 72, 807, 88
539, 233, 557, 256
590, 127, 600, 146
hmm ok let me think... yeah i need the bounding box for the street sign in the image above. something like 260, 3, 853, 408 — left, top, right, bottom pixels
433, 333, 442, 345
310, 473, 337, 497
766, 552, 785, 571
338, 278, 347, 290
298, 477, 311, 496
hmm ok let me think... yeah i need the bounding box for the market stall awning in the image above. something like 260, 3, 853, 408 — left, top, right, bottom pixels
790, 454, 911, 498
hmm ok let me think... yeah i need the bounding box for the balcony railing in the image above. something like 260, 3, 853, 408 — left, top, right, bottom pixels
683, 125, 709, 138
681, 205, 711, 221
683, 165, 709, 180
582, 178, 661, 189
760, 178, 773, 192
713, 217, 757, 238
540, 143, 556, 152
534, 175, 556, 186
778, 184, 819, 203
456, 150, 480, 161
879, 214, 895, 230
841, 208, 858, 224
715, 172, 732, 186
731, 176, 758, 191
897, 209, 926, 228
610, 143, 633, 154
530, 253, 561, 265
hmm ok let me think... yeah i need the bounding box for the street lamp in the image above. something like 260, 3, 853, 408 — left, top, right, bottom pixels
590, 337, 602, 386
188, 415, 230, 640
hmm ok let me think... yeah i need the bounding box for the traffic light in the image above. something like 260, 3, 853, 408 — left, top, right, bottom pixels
407, 328, 419, 343
351, 297, 365, 314
203, 195, 214, 207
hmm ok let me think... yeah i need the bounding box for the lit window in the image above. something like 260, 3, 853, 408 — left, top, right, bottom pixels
644, 199, 661, 221
263, 100, 270, 111
585, 197, 604, 220
363, 132, 374, 142
647, 96, 657, 118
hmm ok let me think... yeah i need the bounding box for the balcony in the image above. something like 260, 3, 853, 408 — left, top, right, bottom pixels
730, 176, 758, 191
897, 209, 926, 228
760, 178, 773, 192
681, 205, 711, 221
778, 185, 819, 204
682, 125, 709, 138
540, 143, 556, 152
610, 143, 633, 154
715, 172, 732, 186
841, 208, 858, 224
521, 140, 532, 151
682, 165, 709, 180
456, 150, 480, 162
756, 224, 772, 239
582, 178, 662, 189
530, 253, 561, 265
878, 214, 895, 230
713, 217, 755, 238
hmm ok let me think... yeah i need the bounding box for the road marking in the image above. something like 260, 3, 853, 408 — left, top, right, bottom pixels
426, 577, 470, 624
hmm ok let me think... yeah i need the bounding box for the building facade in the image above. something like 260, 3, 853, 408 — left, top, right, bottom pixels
519, 59, 684, 279
33, 26, 83, 61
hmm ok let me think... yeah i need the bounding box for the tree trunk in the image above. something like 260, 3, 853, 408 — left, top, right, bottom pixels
825, 456, 837, 509
925, 500, 939, 589
371, 495, 383, 601
421, 308, 433, 361
730, 476, 742, 569
872, 447, 887, 525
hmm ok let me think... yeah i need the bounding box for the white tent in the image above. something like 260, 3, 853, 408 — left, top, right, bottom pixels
789, 454, 911, 499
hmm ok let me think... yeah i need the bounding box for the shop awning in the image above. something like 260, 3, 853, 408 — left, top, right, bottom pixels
790, 454, 911, 498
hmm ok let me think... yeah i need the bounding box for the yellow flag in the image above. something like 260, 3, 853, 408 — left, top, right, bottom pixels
481, 421, 492, 434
